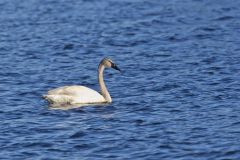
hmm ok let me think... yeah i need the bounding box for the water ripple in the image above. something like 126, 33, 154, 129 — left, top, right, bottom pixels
1, 0, 240, 159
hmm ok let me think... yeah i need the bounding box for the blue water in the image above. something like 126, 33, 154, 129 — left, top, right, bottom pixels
1, 0, 240, 159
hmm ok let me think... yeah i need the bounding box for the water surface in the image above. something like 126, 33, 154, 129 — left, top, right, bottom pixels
1, 0, 240, 159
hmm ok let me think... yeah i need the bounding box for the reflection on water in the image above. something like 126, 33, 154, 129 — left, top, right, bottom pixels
48, 103, 109, 110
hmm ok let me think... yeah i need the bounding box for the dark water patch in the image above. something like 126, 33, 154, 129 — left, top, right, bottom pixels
134, 119, 145, 125
214, 16, 235, 21
63, 43, 74, 50
200, 27, 217, 32
73, 143, 96, 150
23, 142, 53, 148
70, 131, 86, 139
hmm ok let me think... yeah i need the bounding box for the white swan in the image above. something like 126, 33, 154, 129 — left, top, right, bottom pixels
43, 58, 120, 106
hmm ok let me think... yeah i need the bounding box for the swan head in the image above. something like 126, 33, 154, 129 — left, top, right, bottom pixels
101, 58, 121, 71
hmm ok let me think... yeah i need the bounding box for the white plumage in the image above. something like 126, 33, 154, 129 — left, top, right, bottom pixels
43, 58, 120, 106
43, 86, 106, 104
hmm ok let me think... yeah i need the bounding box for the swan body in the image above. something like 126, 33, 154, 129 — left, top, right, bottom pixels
44, 86, 106, 104
43, 58, 120, 106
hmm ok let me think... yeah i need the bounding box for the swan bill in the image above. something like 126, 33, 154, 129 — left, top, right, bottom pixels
111, 63, 121, 72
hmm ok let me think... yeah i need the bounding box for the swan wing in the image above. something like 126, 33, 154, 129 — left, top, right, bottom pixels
44, 85, 106, 104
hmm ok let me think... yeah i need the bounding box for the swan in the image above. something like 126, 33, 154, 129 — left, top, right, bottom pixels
43, 58, 120, 106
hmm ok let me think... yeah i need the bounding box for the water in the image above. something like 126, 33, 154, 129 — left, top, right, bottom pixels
1, 0, 240, 159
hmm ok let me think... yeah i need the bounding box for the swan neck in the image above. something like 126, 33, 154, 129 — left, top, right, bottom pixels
98, 64, 112, 102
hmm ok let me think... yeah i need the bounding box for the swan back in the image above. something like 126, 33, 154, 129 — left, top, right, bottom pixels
44, 85, 106, 105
